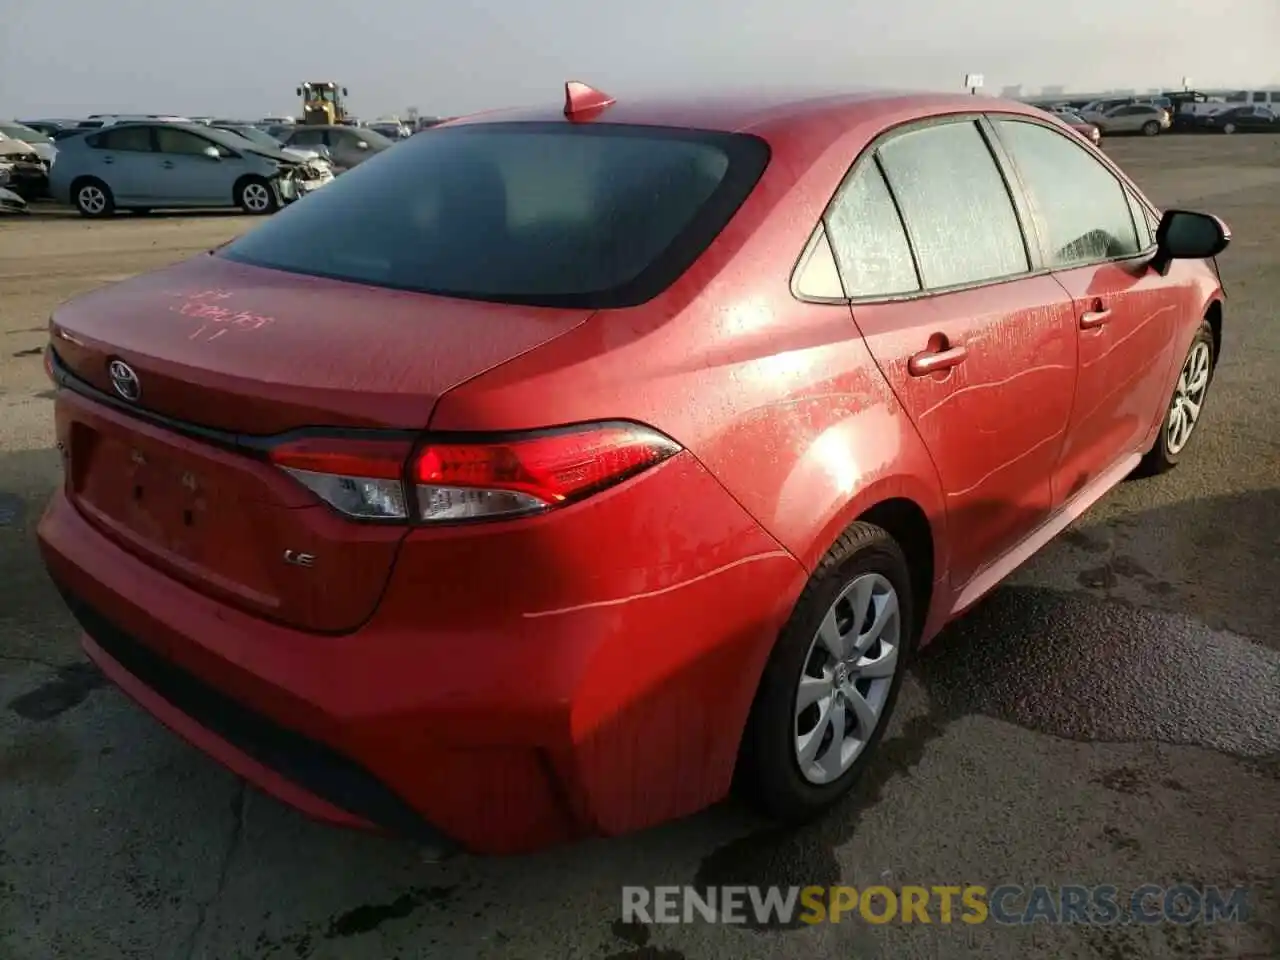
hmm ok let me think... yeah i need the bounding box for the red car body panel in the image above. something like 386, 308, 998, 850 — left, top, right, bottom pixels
50, 255, 594, 435
38, 90, 1224, 854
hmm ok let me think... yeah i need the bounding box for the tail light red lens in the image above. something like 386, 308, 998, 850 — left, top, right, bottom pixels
413, 422, 681, 522
267, 423, 680, 524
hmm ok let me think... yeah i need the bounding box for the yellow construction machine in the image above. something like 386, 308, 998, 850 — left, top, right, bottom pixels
297, 82, 349, 125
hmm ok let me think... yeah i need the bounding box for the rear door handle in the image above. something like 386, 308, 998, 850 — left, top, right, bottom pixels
161, 160, 175, 169
1080, 308, 1112, 329
908, 343, 968, 376
101, 156, 114, 164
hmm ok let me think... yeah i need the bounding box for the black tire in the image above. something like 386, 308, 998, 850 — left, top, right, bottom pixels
1138, 319, 1215, 476
72, 178, 114, 218
738, 521, 916, 822
1142, 120, 1160, 136
235, 176, 278, 215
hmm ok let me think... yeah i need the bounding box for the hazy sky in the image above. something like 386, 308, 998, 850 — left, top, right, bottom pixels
4, 0, 1278, 119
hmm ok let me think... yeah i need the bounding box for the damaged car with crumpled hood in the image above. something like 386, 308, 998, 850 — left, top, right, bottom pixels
48, 121, 333, 218
0, 133, 51, 200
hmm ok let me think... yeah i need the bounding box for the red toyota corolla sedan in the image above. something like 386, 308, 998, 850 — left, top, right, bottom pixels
38, 84, 1229, 855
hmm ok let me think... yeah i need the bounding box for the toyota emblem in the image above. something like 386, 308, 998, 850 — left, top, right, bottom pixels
108, 360, 141, 402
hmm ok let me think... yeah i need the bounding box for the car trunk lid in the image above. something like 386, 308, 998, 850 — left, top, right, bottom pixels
50, 254, 593, 632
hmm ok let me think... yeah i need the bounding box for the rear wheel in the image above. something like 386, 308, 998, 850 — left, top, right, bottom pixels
1139, 320, 1215, 475
73, 179, 114, 218
1142, 120, 1160, 136
235, 177, 278, 215
739, 522, 915, 821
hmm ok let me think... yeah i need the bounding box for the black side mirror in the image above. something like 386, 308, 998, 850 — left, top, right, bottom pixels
1152, 209, 1231, 275
342, 88, 349, 97
296, 87, 302, 96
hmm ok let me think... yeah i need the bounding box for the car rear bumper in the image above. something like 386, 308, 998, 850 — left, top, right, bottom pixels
38, 453, 804, 854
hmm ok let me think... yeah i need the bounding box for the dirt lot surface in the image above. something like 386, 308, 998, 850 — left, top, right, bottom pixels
1, 135, 1278, 960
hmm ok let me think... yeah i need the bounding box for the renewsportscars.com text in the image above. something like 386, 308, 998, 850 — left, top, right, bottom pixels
621, 884, 1251, 926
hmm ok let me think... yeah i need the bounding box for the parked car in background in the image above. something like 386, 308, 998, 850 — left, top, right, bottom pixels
51, 127, 93, 142
1086, 103, 1169, 136
49, 121, 332, 217
37, 86, 1230, 855
369, 119, 412, 139
1195, 105, 1280, 134
0, 121, 57, 163
1079, 97, 1131, 116
19, 119, 78, 138
89, 115, 192, 127
0, 132, 50, 198
279, 123, 394, 171
212, 123, 333, 168
1053, 110, 1102, 147
1218, 89, 1280, 110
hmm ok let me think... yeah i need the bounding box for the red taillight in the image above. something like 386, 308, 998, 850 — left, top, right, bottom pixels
268, 437, 410, 480
267, 423, 680, 523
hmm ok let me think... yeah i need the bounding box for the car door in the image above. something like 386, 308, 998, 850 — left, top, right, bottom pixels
988, 116, 1179, 500
86, 125, 158, 202
1102, 106, 1138, 133
326, 128, 367, 169
152, 126, 241, 205
828, 117, 1078, 589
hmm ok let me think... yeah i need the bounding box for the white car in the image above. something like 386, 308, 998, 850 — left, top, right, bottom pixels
0, 122, 56, 164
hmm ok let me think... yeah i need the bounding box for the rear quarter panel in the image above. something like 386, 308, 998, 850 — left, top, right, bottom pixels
429, 101, 954, 621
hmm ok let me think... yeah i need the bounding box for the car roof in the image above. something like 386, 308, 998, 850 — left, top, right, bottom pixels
441, 88, 1053, 167
446, 88, 1028, 131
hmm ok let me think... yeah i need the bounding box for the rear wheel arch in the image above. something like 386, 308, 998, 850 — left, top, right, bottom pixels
856, 498, 934, 642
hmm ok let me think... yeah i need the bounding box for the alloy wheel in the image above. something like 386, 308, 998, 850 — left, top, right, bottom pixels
243, 183, 272, 212
78, 186, 105, 215
1166, 341, 1211, 455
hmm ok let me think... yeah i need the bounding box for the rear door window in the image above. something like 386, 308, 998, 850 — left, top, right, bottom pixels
991, 118, 1141, 267
93, 126, 153, 151
220, 122, 770, 308
875, 120, 1029, 289
822, 160, 919, 298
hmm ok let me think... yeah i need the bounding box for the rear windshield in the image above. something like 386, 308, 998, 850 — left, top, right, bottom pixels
218, 122, 770, 308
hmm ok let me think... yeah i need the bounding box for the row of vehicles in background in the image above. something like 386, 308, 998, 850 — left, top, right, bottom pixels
3, 83, 433, 216
0, 120, 59, 212
1031, 89, 1280, 136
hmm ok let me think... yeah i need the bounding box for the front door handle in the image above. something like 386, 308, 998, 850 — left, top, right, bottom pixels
908, 343, 968, 376
101, 156, 114, 164
1080, 308, 1112, 329
161, 160, 175, 169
